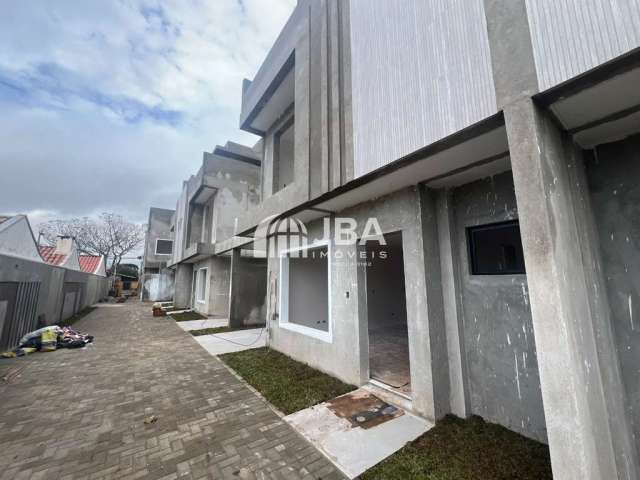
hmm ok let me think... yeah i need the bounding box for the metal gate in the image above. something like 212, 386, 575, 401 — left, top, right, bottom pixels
0, 282, 40, 351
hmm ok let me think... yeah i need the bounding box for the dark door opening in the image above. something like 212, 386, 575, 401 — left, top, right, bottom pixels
365, 231, 411, 395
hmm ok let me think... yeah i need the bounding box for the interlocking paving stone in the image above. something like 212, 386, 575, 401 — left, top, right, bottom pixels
0, 303, 344, 480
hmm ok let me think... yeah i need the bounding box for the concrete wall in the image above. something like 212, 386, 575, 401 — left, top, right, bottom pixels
173, 263, 193, 309
525, 0, 640, 90
0, 252, 108, 349
450, 171, 546, 442
236, 0, 353, 233
171, 183, 190, 266
349, 0, 497, 177
143, 208, 174, 269
267, 188, 447, 420
141, 269, 175, 302
191, 256, 231, 317
203, 153, 261, 244
585, 133, 640, 453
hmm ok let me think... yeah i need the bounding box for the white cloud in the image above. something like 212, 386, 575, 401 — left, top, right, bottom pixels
0, 0, 295, 222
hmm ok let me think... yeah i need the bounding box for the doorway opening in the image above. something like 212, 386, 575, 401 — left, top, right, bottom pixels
365, 231, 411, 395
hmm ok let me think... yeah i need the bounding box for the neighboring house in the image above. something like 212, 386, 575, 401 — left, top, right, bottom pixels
0, 215, 108, 350
78, 255, 107, 277
169, 141, 264, 321
38, 237, 81, 271
158, 2, 640, 479
0, 215, 44, 262
140, 207, 175, 301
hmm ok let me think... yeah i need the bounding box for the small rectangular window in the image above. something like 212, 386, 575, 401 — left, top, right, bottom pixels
155, 239, 173, 255
467, 220, 525, 275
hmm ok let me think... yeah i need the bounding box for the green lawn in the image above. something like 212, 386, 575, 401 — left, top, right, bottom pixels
170, 311, 207, 321
219, 347, 355, 415
189, 325, 259, 336
361, 414, 553, 480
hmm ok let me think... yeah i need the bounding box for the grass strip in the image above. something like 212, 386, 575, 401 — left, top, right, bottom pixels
361, 414, 552, 480
171, 311, 207, 321
220, 347, 355, 415
189, 325, 259, 336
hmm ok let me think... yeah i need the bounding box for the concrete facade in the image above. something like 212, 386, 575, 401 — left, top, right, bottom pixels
140, 207, 175, 302
155, 2, 640, 478
168, 143, 262, 314
450, 171, 545, 441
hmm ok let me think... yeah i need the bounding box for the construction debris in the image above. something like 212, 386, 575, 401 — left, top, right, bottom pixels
1, 325, 94, 358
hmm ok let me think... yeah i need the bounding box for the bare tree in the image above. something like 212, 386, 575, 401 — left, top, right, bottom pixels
40, 213, 144, 271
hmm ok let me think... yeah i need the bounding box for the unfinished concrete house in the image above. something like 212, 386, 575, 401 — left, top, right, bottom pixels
182, 1, 640, 479
140, 207, 175, 301
168, 142, 267, 327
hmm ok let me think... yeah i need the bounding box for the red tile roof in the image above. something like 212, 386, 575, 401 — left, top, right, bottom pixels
38, 245, 68, 266
79, 255, 102, 274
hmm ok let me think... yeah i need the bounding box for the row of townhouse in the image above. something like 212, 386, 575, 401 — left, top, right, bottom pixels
0, 215, 108, 350
142, 1, 640, 478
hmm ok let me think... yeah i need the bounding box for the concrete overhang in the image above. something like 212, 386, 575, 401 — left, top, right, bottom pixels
179, 242, 217, 264
535, 47, 640, 149
190, 184, 216, 206
232, 112, 509, 238
214, 236, 255, 255
213, 144, 261, 167
239, 2, 304, 135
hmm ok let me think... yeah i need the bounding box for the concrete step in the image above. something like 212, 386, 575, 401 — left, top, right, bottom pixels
362, 380, 414, 414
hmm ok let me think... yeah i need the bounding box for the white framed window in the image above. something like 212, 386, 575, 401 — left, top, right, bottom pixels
155, 239, 173, 255
196, 267, 208, 304
278, 240, 332, 343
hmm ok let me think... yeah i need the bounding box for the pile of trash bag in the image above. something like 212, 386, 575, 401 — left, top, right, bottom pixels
1, 325, 94, 358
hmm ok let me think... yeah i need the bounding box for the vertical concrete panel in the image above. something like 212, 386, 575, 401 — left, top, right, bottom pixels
525, 0, 640, 89
229, 253, 267, 328
452, 171, 546, 441
506, 98, 638, 479
436, 190, 470, 418
174, 263, 193, 309
585, 134, 640, 455
349, 0, 497, 177
412, 186, 449, 420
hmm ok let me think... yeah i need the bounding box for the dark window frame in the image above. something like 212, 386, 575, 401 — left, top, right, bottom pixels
466, 220, 526, 275
155, 239, 173, 255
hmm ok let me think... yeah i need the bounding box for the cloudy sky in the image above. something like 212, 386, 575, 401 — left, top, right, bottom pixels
0, 0, 295, 228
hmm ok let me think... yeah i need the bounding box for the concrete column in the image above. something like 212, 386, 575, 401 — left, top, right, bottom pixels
435, 190, 470, 418
505, 98, 639, 480
228, 249, 242, 328
173, 263, 193, 309
406, 186, 450, 420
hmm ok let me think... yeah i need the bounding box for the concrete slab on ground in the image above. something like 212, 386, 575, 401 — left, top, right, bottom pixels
285, 388, 432, 479
176, 318, 228, 331
193, 327, 266, 355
